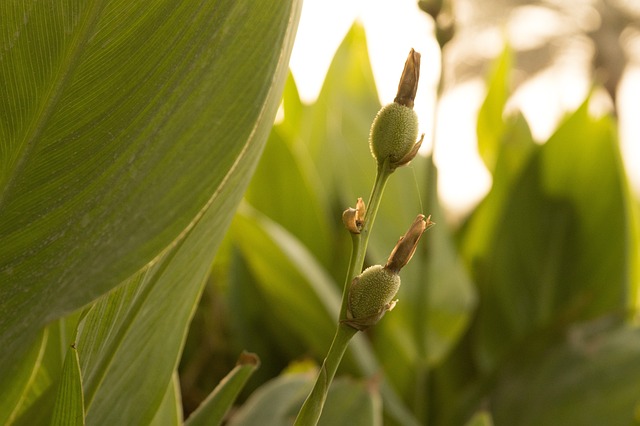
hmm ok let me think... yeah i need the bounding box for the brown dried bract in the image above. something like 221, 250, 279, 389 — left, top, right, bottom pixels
384, 214, 434, 273
394, 49, 421, 108
393, 133, 425, 170
342, 198, 366, 234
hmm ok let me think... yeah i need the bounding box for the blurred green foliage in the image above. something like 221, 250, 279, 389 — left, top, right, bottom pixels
182, 22, 640, 426
2, 1, 639, 424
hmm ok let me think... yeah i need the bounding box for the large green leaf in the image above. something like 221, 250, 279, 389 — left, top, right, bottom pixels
72, 143, 283, 425
0, 0, 300, 374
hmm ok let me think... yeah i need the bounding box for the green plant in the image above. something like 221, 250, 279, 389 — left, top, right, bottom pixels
2, 1, 640, 425
0, 0, 301, 424
294, 49, 434, 425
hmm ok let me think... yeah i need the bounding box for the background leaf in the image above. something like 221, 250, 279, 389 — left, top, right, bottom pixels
227, 371, 381, 426
471, 100, 633, 371
491, 323, 640, 426
476, 47, 512, 173
230, 205, 338, 358
0, 0, 301, 376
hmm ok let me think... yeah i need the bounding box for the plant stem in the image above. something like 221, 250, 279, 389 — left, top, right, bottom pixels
295, 161, 392, 426
293, 324, 356, 425
339, 162, 392, 319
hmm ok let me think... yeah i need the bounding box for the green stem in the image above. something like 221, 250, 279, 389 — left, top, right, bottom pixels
294, 324, 356, 425
339, 162, 392, 320
295, 161, 393, 426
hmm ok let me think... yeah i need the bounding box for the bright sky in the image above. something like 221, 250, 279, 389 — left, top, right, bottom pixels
289, 0, 640, 217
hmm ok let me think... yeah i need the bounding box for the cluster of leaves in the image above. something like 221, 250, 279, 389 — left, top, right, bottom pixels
2, 0, 639, 424
186, 24, 640, 426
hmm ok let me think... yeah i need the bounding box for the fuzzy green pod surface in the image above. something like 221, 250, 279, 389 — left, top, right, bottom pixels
347, 265, 401, 330
369, 103, 419, 165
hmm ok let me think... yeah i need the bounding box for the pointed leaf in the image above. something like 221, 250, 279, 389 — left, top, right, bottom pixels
461, 112, 536, 264
50, 345, 84, 426
186, 352, 260, 426
305, 23, 381, 225
150, 373, 183, 426
477, 47, 512, 172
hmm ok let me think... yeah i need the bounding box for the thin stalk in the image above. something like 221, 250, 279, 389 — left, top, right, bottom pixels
293, 324, 356, 425
295, 162, 392, 426
339, 161, 392, 319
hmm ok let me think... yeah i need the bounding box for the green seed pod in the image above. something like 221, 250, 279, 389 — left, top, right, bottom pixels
369, 103, 419, 167
346, 265, 401, 330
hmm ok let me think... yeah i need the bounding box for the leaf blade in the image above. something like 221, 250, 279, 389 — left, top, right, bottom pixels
50, 345, 84, 426
0, 0, 301, 390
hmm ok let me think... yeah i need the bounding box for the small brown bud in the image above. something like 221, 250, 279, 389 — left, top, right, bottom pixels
342, 198, 366, 234
342, 208, 359, 234
394, 49, 420, 108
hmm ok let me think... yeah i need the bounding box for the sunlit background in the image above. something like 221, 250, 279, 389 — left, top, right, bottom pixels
289, 0, 640, 218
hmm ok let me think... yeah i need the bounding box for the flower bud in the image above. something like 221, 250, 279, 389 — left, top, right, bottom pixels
343, 215, 433, 331
369, 103, 420, 166
369, 49, 423, 170
345, 265, 400, 331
